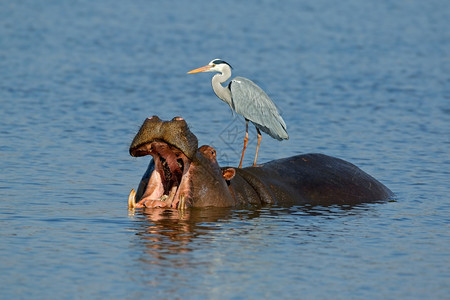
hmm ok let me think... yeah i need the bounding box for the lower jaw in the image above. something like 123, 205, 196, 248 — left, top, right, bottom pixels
128, 185, 189, 210
138, 181, 190, 209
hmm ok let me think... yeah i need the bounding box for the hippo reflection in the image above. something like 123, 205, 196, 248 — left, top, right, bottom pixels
128, 116, 393, 209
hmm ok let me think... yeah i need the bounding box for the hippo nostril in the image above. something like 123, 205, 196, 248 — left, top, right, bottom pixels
173, 116, 184, 121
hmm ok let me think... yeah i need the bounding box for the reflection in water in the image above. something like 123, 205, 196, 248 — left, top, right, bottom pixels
128, 204, 377, 264
129, 207, 235, 263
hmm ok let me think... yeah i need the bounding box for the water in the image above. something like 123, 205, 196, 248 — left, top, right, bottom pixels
1, 0, 449, 299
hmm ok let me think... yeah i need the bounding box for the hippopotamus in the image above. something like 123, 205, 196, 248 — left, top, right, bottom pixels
128, 116, 393, 209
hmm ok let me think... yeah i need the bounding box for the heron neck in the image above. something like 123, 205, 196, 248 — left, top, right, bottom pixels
212, 69, 232, 105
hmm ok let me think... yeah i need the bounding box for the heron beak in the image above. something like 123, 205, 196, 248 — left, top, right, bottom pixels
187, 65, 211, 74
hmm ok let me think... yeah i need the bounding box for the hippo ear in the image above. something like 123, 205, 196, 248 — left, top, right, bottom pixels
222, 168, 236, 181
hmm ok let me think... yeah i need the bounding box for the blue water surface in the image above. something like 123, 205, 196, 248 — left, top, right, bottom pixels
1, 0, 449, 299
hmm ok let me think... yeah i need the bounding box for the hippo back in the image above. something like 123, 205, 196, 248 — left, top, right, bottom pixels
235, 153, 394, 206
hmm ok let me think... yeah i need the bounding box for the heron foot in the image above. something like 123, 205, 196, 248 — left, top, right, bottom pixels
251, 164, 264, 168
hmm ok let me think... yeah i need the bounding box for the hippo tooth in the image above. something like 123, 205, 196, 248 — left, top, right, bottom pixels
178, 194, 185, 211
128, 189, 136, 209
166, 185, 178, 205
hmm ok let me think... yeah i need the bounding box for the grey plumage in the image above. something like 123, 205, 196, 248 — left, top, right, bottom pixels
188, 58, 288, 167
229, 76, 288, 141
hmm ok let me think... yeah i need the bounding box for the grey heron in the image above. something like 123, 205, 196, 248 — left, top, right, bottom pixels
188, 59, 288, 168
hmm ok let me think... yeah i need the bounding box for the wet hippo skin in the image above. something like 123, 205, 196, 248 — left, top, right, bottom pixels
128, 116, 393, 209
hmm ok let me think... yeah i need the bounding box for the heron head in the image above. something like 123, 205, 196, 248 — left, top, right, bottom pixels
187, 58, 232, 74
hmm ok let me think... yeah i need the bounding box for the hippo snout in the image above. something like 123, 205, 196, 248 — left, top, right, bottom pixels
129, 115, 198, 160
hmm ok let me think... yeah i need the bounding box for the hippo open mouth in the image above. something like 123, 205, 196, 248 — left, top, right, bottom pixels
128, 116, 198, 209
130, 140, 191, 208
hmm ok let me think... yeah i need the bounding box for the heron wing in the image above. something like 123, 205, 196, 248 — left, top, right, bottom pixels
229, 76, 289, 140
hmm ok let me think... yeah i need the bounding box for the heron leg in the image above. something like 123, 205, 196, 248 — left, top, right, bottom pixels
238, 119, 249, 168
252, 128, 262, 167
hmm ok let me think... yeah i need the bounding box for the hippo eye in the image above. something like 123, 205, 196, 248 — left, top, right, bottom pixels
211, 150, 215, 156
